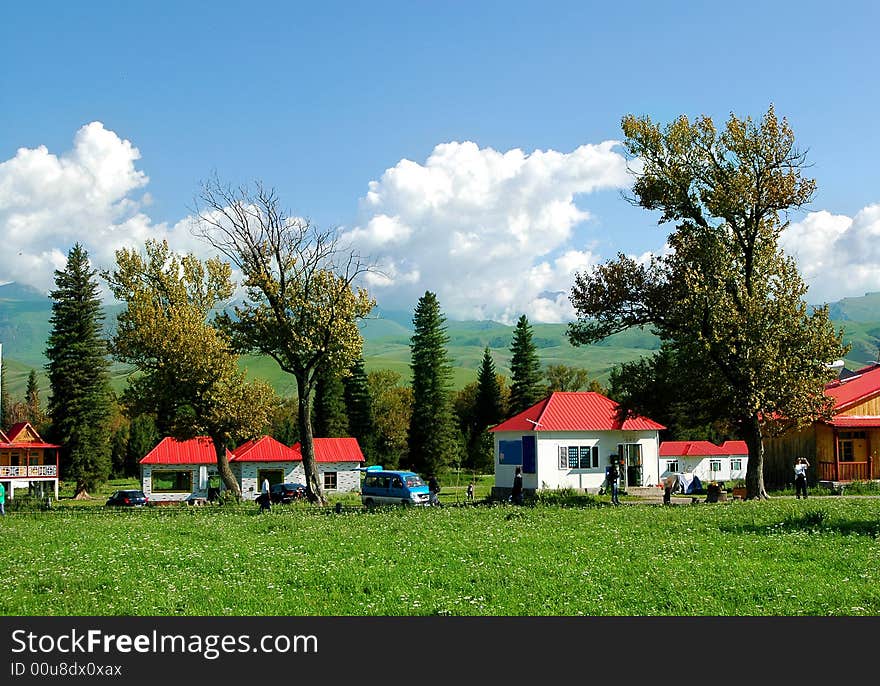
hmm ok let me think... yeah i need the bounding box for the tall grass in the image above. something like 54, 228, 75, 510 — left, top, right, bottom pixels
3, 498, 879, 616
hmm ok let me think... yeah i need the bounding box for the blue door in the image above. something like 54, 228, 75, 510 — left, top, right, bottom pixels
522, 435, 536, 474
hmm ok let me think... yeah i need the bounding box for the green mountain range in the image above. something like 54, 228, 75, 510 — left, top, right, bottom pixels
1, 281, 878, 400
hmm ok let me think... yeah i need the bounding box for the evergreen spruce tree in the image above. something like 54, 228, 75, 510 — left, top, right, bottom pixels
461, 347, 505, 473
407, 291, 457, 476
127, 414, 160, 477
343, 356, 378, 462
110, 423, 130, 478
312, 364, 349, 438
508, 314, 544, 416
25, 369, 47, 430
45, 243, 113, 497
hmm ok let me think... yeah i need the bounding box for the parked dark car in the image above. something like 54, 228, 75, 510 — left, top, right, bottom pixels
270, 482, 307, 504
106, 489, 149, 507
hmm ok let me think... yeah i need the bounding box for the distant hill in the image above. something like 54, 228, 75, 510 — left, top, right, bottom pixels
1, 281, 879, 398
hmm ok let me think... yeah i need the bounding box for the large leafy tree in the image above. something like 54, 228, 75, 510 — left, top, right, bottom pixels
568, 106, 847, 499
508, 315, 544, 416
45, 243, 114, 497
368, 370, 412, 468
193, 178, 375, 504
105, 239, 276, 497
408, 291, 457, 476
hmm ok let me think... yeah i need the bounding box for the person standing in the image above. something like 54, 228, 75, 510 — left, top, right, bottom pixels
0, 481, 6, 516
428, 475, 441, 506
466, 482, 475, 502
606, 460, 621, 505
511, 466, 524, 505
258, 477, 271, 512
794, 457, 810, 499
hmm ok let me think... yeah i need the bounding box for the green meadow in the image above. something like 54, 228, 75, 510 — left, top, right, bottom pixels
3, 496, 879, 616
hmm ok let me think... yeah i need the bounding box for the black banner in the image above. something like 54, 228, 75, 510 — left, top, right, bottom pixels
1, 615, 876, 683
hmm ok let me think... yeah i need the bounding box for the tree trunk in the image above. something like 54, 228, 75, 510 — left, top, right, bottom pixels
298, 376, 327, 505
73, 483, 91, 500
212, 436, 241, 498
742, 413, 769, 499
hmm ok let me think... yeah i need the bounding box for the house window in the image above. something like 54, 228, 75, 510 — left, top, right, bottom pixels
709, 459, 722, 473
566, 446, 578, 468
838, 431, 866, 462
730, 459, 742, 471
558, 447, 567, 470
499, 439, 523, 465
666, 460, 679, 473
323, 471, 337, 491
152, 470, 192, 492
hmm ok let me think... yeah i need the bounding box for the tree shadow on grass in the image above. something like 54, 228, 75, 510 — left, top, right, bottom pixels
720, 509, 880, 538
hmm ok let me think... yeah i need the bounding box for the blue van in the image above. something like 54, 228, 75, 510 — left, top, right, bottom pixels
359, 466, 430, 506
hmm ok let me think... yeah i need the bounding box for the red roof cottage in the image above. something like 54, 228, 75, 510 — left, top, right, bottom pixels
764, 362, 880, 487
658, 440, 749, 483
140, 435, 365, 502
490, 392, 665, 498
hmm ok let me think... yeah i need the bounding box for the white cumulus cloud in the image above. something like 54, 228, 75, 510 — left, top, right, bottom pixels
781, 205, 880, 304
343, 140, 631, 323
0, 122, 202, 295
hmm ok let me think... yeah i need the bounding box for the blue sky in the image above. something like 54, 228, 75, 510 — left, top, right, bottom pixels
2, 1, 879, 320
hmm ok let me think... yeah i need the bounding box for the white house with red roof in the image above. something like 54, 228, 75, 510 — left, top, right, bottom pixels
658, 440, 749, 483
140, 435, 365, 502
765, 361, 880, 486
232, 436, 364, 498
140, 436, 232, 503
0, 421, 61, 501
490, 392, 665, 497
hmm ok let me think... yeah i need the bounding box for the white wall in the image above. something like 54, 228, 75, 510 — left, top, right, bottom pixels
238, 461, 362, 498
659, 455, 749, 483
141, 465, 209, 503
494, 430, 661, 492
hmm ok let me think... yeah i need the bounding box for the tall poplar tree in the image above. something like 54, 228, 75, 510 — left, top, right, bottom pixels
407, 291, 456, 476
508, 315, 544, 416
568, 106, 847, 499
45, 243, 114, 497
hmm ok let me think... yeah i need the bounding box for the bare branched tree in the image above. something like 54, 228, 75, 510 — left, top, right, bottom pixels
192, 175, 376, 504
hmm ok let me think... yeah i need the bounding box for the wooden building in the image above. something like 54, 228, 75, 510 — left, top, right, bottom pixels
764, 363, 880, 487
0, 421, 61, 501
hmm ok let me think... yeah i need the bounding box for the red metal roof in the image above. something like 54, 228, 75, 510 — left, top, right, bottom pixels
291, 437, 365, 463
827, 416, 880, 428
490, 392, 665, 433
824, 363, 880, 412
140, 436, 230, 465
721, 440, 749, 455
2, 421, 59, 447
231, 436, 299, 462
659, 441, 728, 457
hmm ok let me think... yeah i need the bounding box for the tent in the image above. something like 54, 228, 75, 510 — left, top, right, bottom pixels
664, 472, 702, 494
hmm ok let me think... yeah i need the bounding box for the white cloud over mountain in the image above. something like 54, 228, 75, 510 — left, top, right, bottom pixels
343, 140, 631, 322
0, 122, 200, 295
780, 205, 880, 305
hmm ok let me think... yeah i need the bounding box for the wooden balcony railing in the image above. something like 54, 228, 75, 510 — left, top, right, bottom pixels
0, 465, 58, 478
817, 461, 869, 482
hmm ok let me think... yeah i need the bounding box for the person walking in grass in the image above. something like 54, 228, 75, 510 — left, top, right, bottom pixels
466, 481, 475, 502
605, 459, 621, 506
0, 481, 5, 515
